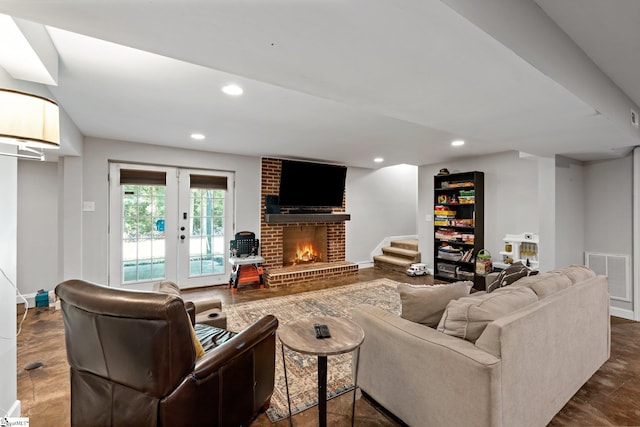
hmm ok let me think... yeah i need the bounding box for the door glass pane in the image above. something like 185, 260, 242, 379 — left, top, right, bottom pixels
121, 184, 166, 283
189, 187, 225, 277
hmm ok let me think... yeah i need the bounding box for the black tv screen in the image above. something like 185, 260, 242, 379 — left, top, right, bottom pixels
278, 160, 347, 207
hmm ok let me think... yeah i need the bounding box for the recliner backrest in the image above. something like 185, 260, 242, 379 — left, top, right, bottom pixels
56, 279, 195, 397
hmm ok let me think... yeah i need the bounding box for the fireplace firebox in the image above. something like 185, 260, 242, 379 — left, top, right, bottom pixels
282, 226, 327, 266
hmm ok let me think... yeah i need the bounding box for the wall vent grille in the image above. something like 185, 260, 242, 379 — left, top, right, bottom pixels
585, 252, 631, 303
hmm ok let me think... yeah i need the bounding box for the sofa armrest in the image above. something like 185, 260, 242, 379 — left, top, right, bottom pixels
193, 315, 278, 377
353, 304, 501, 427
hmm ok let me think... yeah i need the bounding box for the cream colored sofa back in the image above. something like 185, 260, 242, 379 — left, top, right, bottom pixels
475, 275, 610, 426
353, 272, 610, 427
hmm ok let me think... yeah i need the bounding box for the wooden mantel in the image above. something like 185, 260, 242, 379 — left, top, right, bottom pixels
264, 213, 351, 224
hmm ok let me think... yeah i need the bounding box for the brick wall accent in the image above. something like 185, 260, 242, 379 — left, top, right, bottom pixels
260, 158, 355, 286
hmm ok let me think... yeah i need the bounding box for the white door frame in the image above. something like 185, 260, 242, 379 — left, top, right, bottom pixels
109, 163, 234, 290
109, 163, 178, 289
177, 168, 234, 289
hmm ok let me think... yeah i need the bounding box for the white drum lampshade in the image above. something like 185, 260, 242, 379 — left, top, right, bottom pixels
0, 88, 60, 149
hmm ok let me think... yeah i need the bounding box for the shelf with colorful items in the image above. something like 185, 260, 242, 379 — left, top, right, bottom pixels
434, 205, 475, 228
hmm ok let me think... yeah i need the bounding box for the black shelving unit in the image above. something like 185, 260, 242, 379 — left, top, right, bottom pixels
434, 171, 485, 290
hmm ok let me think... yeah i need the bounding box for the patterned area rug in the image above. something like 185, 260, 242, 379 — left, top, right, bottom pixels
225, 278, 402, 422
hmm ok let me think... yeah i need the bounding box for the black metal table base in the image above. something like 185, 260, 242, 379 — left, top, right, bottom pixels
281, 343, 360, 427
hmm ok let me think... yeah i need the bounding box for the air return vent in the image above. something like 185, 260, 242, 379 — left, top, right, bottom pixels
585, 252, 631, 302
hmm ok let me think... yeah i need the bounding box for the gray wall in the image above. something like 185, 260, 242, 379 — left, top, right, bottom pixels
346, 164, 418, 265
0, 147, 18, 417
17, 138, 420, 287
79, 138, 262, 285
555, 157, 586, 268
17, 161, 59, 295
584, 154, 633, 312
419, 151, 540, 268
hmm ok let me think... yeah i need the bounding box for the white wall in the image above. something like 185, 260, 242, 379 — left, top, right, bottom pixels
419, 151, 540, 269
554, 157, 586, 268
346, 164, 418, 265
0, 146, 19, 417
443, 0, 640, 140
584, 154, 633, 312
79, 138, 262, 284
17, 160, 59, 297
537, 156, 556, 271
58, 156, 83, 281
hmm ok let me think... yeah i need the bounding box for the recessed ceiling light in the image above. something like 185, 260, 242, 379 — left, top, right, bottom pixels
451, 140, 465, 147
190, 133, 205, 140
374, 157, 384, 163
221, 84, 243, 96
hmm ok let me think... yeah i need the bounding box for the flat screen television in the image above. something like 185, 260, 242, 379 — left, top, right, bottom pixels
278, 160, 347, 208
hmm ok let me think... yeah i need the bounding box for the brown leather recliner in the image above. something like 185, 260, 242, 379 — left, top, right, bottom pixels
55, 279, 278, 427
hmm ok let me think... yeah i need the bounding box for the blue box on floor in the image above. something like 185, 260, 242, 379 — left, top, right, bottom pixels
35, 292, 49, 307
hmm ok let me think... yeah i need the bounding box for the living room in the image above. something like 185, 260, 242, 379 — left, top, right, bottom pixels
1, 1, 640, 426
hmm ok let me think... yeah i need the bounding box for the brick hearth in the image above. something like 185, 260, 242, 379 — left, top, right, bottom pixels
260, 158, 358, 286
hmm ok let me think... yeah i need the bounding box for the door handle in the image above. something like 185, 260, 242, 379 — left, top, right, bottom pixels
180, 235, 186, 240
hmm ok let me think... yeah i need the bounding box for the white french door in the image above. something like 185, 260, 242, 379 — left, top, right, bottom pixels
177, 168, 234, 288
109, 163, 234, 289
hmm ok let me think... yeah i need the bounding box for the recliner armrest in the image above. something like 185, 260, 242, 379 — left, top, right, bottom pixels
193, 314, 278, 378
193, 298, 222, 314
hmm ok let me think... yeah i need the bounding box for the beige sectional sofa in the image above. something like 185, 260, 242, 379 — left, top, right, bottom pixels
352, 266, 610, 427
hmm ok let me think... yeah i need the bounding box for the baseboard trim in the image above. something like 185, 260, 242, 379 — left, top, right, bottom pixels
5, 400, 21, 418
16, 290, 56, 308
610, 306, 635, 320
357, 261, 374, 269
17, 292, 36, 306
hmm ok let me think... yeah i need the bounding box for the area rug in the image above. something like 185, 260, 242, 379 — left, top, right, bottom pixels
225, 278, 402, 422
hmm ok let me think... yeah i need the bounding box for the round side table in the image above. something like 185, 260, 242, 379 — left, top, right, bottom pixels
278, 316, 365, 427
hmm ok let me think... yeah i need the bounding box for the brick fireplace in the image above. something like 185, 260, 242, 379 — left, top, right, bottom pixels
282, 225, 327, 266
260, 158, 358, 287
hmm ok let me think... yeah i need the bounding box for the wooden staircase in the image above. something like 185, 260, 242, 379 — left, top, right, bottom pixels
373, 239, 421, 273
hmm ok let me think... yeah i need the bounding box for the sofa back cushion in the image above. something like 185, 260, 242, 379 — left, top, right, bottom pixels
398, 281, 472, 327
548, 264, 596, 284
437, 286, 538, 342
512, 272, 572, 298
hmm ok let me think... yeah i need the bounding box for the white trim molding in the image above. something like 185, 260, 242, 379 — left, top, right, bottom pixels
634, 147, 640, 320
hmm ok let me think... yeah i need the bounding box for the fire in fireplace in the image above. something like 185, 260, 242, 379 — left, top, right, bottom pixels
282, 226, 327, 266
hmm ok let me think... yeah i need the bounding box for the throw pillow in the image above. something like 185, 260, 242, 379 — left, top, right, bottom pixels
398, 281, 472, 327
486, 261, 538, 293
188, 313, 206, 358
437, 286, 538, 342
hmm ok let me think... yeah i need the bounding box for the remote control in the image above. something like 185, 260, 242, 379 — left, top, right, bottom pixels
313, 323, 331, 339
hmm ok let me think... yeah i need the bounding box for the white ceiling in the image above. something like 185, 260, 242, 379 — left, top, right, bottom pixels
0, 0, 638, 168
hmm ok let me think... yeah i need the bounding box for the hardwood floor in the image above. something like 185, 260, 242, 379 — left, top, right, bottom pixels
16, 268, 640, 426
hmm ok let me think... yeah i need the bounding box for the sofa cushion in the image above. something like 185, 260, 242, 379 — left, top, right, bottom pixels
398, 281, 472, 327
437, 286, 538, 342
486, 261, 538, 293
513, 272, 572, 298
549, 264, 596, 284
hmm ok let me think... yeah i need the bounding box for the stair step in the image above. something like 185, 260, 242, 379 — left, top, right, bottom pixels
382, 246, 421, 262
373, 256, 413, 273
390, 239, 419, 251
373, 239, 421, 273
